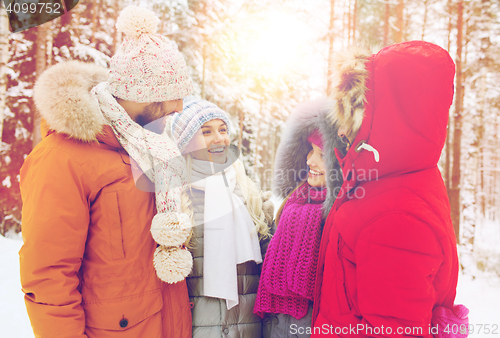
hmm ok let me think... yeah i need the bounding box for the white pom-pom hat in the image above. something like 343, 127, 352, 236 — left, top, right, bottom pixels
109, 6, 193, 103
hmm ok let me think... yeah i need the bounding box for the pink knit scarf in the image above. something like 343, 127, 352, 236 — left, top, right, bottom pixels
254, 183, 326, 320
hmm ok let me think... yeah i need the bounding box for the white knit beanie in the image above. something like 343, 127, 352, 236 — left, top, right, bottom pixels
109, 6, 193, 102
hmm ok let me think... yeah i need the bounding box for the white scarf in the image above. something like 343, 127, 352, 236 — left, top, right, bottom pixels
190, 159, 262, 310
91, 82, 193, 284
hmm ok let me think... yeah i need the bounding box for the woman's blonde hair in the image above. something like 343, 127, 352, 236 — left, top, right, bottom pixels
184, 152, 270, 239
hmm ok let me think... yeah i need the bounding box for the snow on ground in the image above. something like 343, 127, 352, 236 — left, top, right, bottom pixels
473, 218, 500, 276
1, 235, 499, 337
0, 234, 33, 338
455, 272, 500, 337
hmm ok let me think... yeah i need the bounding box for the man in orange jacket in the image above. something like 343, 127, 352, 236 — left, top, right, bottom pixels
19, 6, 193, 337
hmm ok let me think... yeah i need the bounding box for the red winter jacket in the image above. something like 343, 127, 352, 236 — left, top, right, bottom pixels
312, 41, 459, 337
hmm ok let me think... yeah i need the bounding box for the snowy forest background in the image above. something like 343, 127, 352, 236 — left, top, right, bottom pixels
0, 0, 499, 305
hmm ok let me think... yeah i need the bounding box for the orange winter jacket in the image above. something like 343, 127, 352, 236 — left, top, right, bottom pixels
19, 61, 191, 338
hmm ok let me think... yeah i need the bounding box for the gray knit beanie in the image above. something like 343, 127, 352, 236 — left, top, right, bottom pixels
171, 96, 232, 153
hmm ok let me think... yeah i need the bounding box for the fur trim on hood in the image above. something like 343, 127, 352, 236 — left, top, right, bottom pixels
273, 98, 345, 217
326, 41, 455, 191
34, 61, 109, 142
328, 46, 375, 142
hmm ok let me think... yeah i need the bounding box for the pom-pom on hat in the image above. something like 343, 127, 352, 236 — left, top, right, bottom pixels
109, 6, 193, 103
307, 129, 324, 150
171, 96, 232, 153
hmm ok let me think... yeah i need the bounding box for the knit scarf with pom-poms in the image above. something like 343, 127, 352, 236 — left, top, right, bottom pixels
254, 182, 326, 320
92, 82, 193, 284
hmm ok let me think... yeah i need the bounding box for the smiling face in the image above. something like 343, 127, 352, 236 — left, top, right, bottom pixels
306, 143, 326, 187
185, 119, 230, 164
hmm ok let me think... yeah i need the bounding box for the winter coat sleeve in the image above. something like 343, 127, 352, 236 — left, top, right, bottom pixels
19, 146, 91, 337
354, 212, 443, 337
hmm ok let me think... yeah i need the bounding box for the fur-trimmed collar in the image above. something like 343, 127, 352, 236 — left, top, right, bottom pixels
273, 98, 345, 217
34, 61, 109, 142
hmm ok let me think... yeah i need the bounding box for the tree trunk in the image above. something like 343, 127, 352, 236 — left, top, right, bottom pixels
421, 0, 429, 40
201, 42, 206, 99
450, 0, 464, 243
33, 24, 49, 148
494, 135, 499, 220
446, 0, 453, 53
0, 7, 9, 144
445, 111, 452, 192
347, 0, 352, 44
112, 0, 120, 54
352, 0, 358, 43
238, 108, 244, 152
90, 0, 99, 45
395, 0, 404, 42
477, 0, 491, 217
53, 3, 73, 51
326, 0, 335, 95
476, 67, 487, 217
253, 120, 261, 184
269, 123, 277, 180
444, 0, 454, 192
383, 1, 390, 45
46, 25, 53, 66
342, 2, 349, 47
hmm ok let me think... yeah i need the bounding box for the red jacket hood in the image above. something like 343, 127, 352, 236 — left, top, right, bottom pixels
332, 41, 455, 194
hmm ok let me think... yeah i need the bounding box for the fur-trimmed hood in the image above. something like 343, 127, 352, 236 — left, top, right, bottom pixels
312, 41, 458, 329
34, 61, 109, 142
327, 41, 455, 195
273, 98, 345, 217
